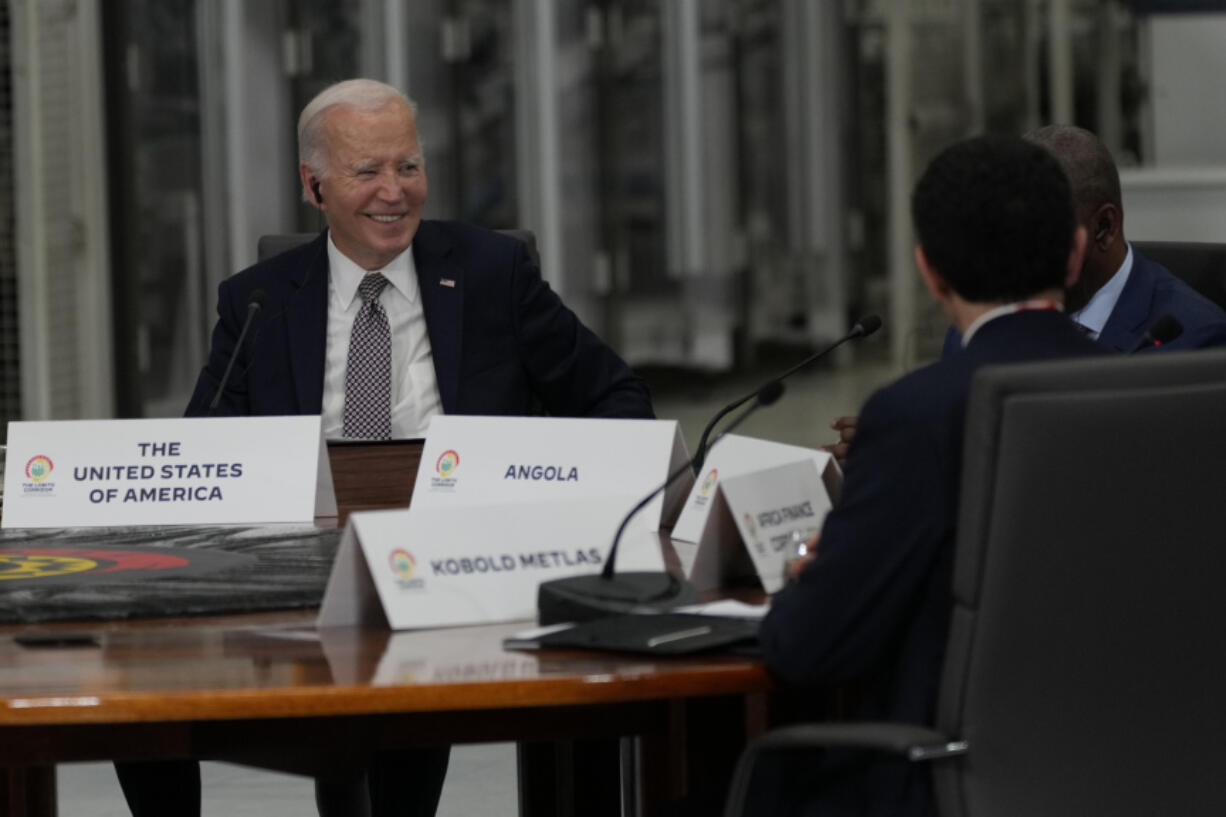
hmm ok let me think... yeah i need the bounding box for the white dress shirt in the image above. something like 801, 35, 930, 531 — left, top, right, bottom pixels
321, 234, 443, 439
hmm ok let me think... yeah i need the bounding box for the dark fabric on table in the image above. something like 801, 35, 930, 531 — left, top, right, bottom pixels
0, 524, 339, 624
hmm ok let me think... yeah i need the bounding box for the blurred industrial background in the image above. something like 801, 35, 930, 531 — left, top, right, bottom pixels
4, 0, 1226, 439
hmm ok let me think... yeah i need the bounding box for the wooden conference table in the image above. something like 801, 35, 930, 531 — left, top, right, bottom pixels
0, 441, 772, 817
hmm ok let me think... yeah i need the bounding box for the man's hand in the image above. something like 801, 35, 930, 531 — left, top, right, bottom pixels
784, 532, 820, 582
821, 415, 858, 466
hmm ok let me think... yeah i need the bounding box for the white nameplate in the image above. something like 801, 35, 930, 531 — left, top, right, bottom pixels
720, 460, 829, 594
2, 417, 336, 528
411, 416, 693, 530
671, 435, 840, 591
317, 497, 662, 630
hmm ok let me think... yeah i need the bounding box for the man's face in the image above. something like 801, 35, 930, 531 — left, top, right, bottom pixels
1063, 205, 1114, 314
304, 100, 428, 271
1063, 221, 1096, 312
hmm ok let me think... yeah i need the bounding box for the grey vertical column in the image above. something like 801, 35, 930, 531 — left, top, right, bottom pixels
11, 0, 114, 420
781, 0, 852, 348
1048, 0, 1074, 126
963, 0, 984, 135
513, 0, 564, 297
662, 0, 738, 370
885, 0, 915, 367
1020, 0, 1043, 133
215, 0, 294, 277
1095, 1, 1122, 156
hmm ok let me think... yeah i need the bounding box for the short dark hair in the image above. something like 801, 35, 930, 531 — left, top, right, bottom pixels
912, 135, 1075, 303
1024, 124, 1122, 221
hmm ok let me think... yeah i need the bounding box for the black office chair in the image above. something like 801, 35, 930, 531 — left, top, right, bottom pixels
1133, 240, 1226, 313
257, 229, 539, 263
725, 348, 1226, 817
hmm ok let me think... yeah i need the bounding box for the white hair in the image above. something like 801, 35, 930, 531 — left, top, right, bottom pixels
297, 79, 421, 179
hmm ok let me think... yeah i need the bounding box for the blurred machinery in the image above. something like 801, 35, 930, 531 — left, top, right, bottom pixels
6, 0, 1226, 424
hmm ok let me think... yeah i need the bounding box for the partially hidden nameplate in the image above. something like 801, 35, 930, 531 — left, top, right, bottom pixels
317, 497, 661, 630
2, 417, 336, 528
719, 460, 830, 594
671, 435, 841, 593
412, 416, 693, 530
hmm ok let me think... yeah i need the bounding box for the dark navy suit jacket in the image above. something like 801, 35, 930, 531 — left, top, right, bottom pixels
760, 310, 1105, 817
941, 250, 1226, 356
1096, 250, 1226, 351
186, 222, 653, 420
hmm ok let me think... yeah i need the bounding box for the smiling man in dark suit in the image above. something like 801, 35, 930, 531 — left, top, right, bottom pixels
760, 136, 1106, 817
118, 79, 652, 817
185, 78, 652, 429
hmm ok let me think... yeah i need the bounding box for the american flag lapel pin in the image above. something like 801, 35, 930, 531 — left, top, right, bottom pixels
439, 277, 456, 288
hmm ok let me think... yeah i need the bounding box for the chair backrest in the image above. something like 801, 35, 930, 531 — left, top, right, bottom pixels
1133, 240, 1226, 312
935, 348, 1226, 817
257, 233, 315, 261
257, 229, 539, 263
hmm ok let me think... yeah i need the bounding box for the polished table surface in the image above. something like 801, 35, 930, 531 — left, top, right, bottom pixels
0, 611, 768, 732
1, 607, 770, 817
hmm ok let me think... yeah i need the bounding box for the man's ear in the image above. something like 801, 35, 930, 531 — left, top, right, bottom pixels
1065, 224, 1088, 290
299, 163, 323, 209
1090, 203, 1121, 249
915, 245, 950, 302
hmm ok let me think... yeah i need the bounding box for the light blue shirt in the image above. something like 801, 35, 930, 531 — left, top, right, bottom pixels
1069, 244, 1134, 340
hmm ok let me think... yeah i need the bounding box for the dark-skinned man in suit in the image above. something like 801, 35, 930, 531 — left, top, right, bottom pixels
826, 123, 1226, 464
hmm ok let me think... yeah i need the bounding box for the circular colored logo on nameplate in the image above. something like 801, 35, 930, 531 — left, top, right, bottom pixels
436, 450, 460, 478
25, 456, 54, 482
389, 548, 416, 579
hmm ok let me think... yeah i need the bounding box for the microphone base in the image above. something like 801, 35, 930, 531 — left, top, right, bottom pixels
537, 572, 700, 625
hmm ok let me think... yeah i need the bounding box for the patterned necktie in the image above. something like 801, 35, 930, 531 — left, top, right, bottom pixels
342, 273, 392, 439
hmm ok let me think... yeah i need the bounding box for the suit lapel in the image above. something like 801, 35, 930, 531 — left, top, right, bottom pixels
1098, 254, 1156, 351
286, 232, 330, 413
413, 221, 464, 413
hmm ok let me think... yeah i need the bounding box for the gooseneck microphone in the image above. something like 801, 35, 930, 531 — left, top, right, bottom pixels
692, 314, 883, 473
536, 381, 785, 625
1129, 314, 1183, 353
207, 290, 267, 416
602, 380, 784, 581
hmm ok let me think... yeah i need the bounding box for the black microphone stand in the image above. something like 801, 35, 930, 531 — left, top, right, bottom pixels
691, 315, 881, 473
537, 382, 784, 625
207, 291, 266, 416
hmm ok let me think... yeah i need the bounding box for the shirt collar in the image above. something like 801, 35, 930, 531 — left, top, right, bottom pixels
1069, 243, 1133, 337
327, 232, 419, 309
961, 298, 1064, 347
